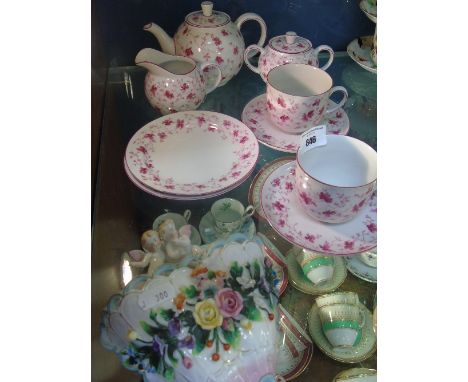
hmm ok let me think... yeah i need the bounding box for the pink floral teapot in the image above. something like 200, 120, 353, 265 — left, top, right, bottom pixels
244, 31, 334, 82
144, 1, 267, 87
135, 48, 221, 115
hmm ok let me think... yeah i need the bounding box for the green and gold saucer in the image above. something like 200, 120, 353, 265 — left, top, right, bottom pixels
286, 248, 347, 295
308, 302, 377, 363
333, 367, 377, 381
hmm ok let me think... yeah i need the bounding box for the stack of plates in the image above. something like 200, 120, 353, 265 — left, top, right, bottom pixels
124, 111, 259, 200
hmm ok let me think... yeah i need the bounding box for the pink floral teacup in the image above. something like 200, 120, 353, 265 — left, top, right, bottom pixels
295, 135, 377, 223
266, 63, 348, 134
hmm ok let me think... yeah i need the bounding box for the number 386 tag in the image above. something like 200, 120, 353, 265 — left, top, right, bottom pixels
300, 124, 327, 153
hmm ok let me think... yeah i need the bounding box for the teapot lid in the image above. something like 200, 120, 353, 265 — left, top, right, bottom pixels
186, 1, 230, 28
269, 32, 312, 54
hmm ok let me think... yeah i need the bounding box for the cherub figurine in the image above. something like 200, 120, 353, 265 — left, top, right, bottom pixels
125, 219, 203, 275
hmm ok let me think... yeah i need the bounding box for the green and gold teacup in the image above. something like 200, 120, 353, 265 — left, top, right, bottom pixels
318, 303, 365, 348
296, 250, 334, 285
211, 198, 255, 236
315, 291, 360, 309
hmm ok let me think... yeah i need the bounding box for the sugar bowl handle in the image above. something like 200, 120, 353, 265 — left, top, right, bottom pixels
313, 45, 334, 71
235, 12, 267, 58
244, 44, 265, 74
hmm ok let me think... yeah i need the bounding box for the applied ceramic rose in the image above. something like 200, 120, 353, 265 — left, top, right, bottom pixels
295, 135, 377, 223
144, 1, 267, 86
244, 31, 334, 82
266, 64, 348, 134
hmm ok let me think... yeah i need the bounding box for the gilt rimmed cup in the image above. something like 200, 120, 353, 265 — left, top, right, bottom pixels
318, 303, 365, 348
211, 198, 255, 236
266, 63, 348, 134
296, 250, 334, 285
315, 292, 360, 309
295, 135, 377, 223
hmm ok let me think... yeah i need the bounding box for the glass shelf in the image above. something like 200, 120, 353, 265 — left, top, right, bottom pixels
91, 52, 377, 382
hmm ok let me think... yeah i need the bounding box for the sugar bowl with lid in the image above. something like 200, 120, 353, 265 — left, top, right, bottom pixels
244, 31, 334, 82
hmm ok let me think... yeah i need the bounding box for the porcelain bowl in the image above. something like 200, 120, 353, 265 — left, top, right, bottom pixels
295, 135, 377, 223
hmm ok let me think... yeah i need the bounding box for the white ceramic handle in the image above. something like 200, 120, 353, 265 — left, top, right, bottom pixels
313, 44, 334, 71
242, 205, 255, 219
358, 308, 366, 328
326, 86, 348, 114
244, 44, 265, 74
183, 209, 191, 222
235, 12, 267, 57
200, 62, 222, 93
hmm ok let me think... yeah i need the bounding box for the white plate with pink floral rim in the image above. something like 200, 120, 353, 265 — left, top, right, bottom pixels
124, 158, 251, 200
260, 161, 377, 255
241, 94, 350, 153
125, 111, 259, 196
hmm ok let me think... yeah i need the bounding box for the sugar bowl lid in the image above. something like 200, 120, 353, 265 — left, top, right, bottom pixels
185, 1, 230, 28
269, 31, 312, 53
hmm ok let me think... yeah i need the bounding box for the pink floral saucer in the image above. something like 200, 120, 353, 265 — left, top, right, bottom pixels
241, 94, 350, 153
260, 161, 377, 255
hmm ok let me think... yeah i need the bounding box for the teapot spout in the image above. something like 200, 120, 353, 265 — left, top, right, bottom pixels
143, 22, 175, 55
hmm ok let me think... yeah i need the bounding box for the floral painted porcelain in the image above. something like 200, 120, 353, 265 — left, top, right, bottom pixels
295, 135, 377, 224
347, 36, 376, 74
261, 161, 377, 255
244, 31, 334, 83
144, 1, 267, 86
199, 211, 256, 244
124, 159, 250, 201
276, 304, 313, 380
101, 237, 282, 382
266, 64, 348, 134
307, 302, 376, 363
125, 111, 259, 197
344, 252, 377, 283
286, 249, 347, 295
359, 0, 377, 23
135, 48, 221, 115
242, 95, 350, 153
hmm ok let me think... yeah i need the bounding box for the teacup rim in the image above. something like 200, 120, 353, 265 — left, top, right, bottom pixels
266, 63, 333, 98
296, 135, 377, 189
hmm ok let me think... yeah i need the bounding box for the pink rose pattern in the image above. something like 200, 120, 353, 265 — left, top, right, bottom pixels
174, 22, 244, 86
126, 112, 258, 195
266, 85, 330, 133
241, 95, 349, 152
144, 71, 208, 114
262, 163, 377, 255
295, 164, 376, 223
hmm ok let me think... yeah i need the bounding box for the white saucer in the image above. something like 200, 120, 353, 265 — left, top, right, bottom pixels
276, 304, 314, 380
198, 211, 256, 244
344, 251, 377, 283
249, 157, 296, 220
261, 161, 377, 255
242, 94, 350, 153
286, 248, 347, 295
307, 302, 377, 363
347, 36, 376, 74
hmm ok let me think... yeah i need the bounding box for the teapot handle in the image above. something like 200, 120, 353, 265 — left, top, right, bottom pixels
200, 62, 222, 93
235, 13, 267, 59
313, 45, 334, 71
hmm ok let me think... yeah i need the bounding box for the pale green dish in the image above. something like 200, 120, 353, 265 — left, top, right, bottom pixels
286, 248, 347, 295
308, 302, 377, 363
333, 367, 377, 381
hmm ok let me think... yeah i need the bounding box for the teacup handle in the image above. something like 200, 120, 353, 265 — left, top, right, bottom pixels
244, 44, 265, 74
326, 86, 348, 114
200, 62, 222, 93
242, 205, 255, 220
313, 45, 334, 71
183, 209, 191, 223
358, 308, 366, 328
